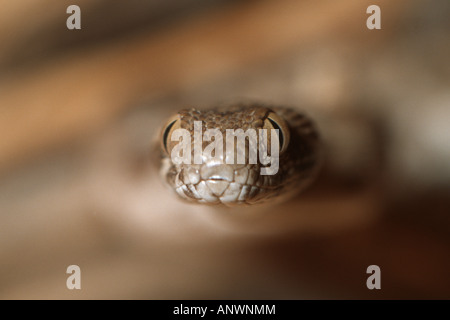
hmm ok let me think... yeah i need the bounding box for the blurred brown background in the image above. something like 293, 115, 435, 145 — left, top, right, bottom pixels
0, 0, 449, 299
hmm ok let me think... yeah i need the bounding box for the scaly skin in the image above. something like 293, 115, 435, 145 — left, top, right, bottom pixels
155, 103, 321, 207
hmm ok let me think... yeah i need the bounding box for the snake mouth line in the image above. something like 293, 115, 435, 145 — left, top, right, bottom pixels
175, 180, 269, 205
206, 177, 231, 182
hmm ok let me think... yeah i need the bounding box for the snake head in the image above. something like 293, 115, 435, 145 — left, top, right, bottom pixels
155, 105, 320, 207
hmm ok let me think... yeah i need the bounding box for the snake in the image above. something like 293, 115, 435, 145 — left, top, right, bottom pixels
154, 103, 322, 207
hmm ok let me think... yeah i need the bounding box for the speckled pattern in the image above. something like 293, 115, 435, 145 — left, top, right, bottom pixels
156, 104, 321, 206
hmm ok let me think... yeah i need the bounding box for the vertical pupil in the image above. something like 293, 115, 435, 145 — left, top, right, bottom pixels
163, 120, 177, 152
268, 118, 284, 149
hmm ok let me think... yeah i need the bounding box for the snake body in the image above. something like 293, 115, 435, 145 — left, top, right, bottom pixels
156, 104, 321, 207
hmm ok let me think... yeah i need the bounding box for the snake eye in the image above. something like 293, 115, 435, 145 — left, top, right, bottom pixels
268, 118, 284, 150
264, 112, 290, 153
161, 118, 179, 154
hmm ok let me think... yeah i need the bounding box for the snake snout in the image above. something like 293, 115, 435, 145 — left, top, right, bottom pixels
199, 164, 233, 197
200, 164, 234, 182
200, 163, 234, 199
